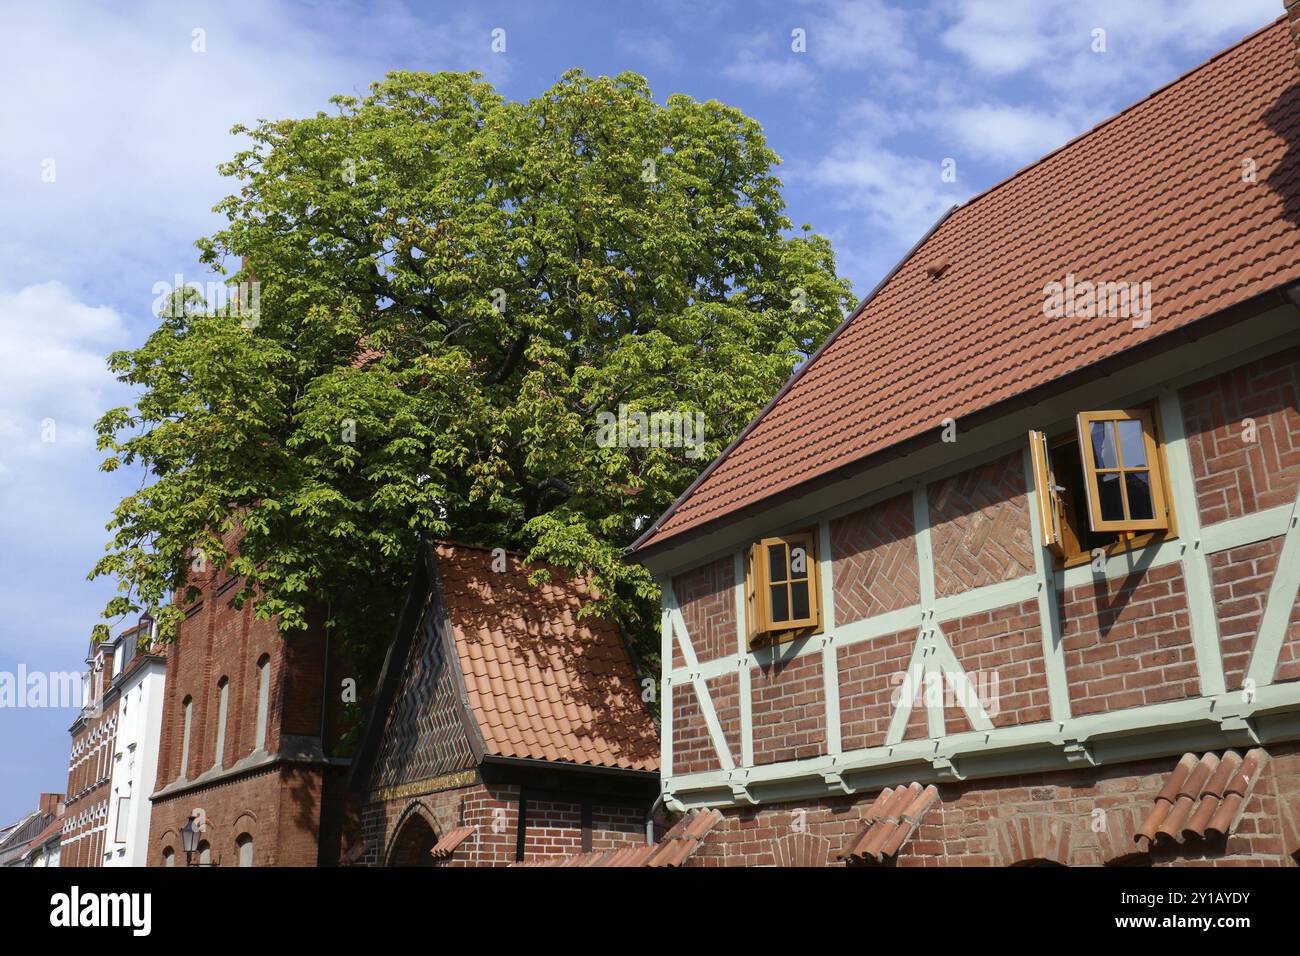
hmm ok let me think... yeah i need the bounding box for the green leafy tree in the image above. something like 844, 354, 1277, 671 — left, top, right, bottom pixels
92, 69, 852, 683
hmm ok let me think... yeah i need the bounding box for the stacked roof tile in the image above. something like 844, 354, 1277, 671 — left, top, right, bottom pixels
1135, 748, 1269, 848
633, 17, 1300, 555
435, 542, 659, 771
510, 808, 723, 867
429, 825, 477, 860
839, 783, 939, 864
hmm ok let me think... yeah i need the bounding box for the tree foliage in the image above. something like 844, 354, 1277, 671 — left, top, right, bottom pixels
92, 68, 852, 676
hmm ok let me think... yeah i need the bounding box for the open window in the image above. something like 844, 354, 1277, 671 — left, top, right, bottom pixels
745, 530, 821, 646
1028, 405, 1174, 565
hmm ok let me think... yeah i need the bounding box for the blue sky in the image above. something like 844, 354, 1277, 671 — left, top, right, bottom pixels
0, 0, 1283, 823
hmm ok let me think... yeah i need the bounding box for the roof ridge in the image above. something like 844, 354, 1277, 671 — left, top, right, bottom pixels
952, 15, 1287, 220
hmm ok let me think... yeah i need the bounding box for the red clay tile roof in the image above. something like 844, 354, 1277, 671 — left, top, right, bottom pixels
429, 825, 476, 860
435, 542, 659, 772
838, 783, 939, 864
509, 808, 722, 867
1135, 748, 1268, 849
633, 17, 1300, 555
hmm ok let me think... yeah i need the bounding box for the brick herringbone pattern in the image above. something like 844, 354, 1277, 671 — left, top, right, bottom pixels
673, 557, 737, 664
1180, 345, 1300, 527
831, 492, 919, 624
928, 452, 1035, 597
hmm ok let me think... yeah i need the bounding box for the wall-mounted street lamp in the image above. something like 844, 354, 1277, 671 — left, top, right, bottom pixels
180, 815, 201, 866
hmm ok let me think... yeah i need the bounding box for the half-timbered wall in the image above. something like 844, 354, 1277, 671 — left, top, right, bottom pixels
660, 339, 1300, 808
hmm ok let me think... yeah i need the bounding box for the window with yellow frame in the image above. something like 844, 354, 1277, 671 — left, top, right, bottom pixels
745, 530, 822, 646
1028, 405, 1174, 565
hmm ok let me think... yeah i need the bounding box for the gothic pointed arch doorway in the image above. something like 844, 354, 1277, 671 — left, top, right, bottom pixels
386, 805, 438, 867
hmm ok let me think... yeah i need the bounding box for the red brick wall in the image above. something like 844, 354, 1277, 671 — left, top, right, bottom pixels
149, 545, 341, 866
155, 599, 289, 786
943, 599, 1051, 728
671, 682, 722, 774
63, 695, 118, 868
927, 452, 1035, 597
751, 650, 825, 765
838, 627, 916, 751
708, 671, 741, 766
1180, 345, 1300, 527
1208, 536, 1284, 690
830, 492, 919, 623
150, 764, 327, 867
672, 556, 737, 665
361, 778, 646, 867
1060, 563, 1200, 716
1278, 600, 1300, 684
687, 743, 1300, 867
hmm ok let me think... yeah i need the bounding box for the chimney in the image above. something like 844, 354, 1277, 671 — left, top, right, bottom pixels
39, 793, 65, 819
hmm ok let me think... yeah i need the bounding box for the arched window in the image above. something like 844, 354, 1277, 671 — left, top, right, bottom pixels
162, 846, 175, 867
254, 655, 271, 751
197, 840, 211, 866
213, 677, 229, 769
178, 696, 193, 780
236, 833, 254, 867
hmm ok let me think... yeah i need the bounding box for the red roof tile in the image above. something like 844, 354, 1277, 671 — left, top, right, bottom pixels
429, 825, 476, 860
839, 783, 939, 864
633, 18, 1300, 555
1135, 748, 1268, 849
435, 542, 659, 772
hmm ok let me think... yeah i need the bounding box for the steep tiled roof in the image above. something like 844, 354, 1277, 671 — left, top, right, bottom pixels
839, 783, 939, 864
1135, 748, 1269, 848
510, 808, 722, 867
633, 17, 1300, 554
436, 542, 659, 771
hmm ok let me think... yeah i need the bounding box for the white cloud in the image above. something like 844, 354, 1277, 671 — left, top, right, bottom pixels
940, 0, 1281, 97
804, 146, 963, 250
0, 283, 129, 466
804, 0, 919, 73
942, 103, 1083, 165
722, 34, 817, 92
0, 0, 511, 304
619, 32, 680, 71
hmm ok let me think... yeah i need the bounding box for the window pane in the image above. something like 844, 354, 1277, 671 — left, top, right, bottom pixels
790, 581, 810, 621
1090, 421, 1119, 468
768, 544, 787, 583
789, 545, 808, 581
1126, 471, 1154, 520
769, 585, 789, 622
1097, 472, 1125, 521
1117, 419, 1147, 467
